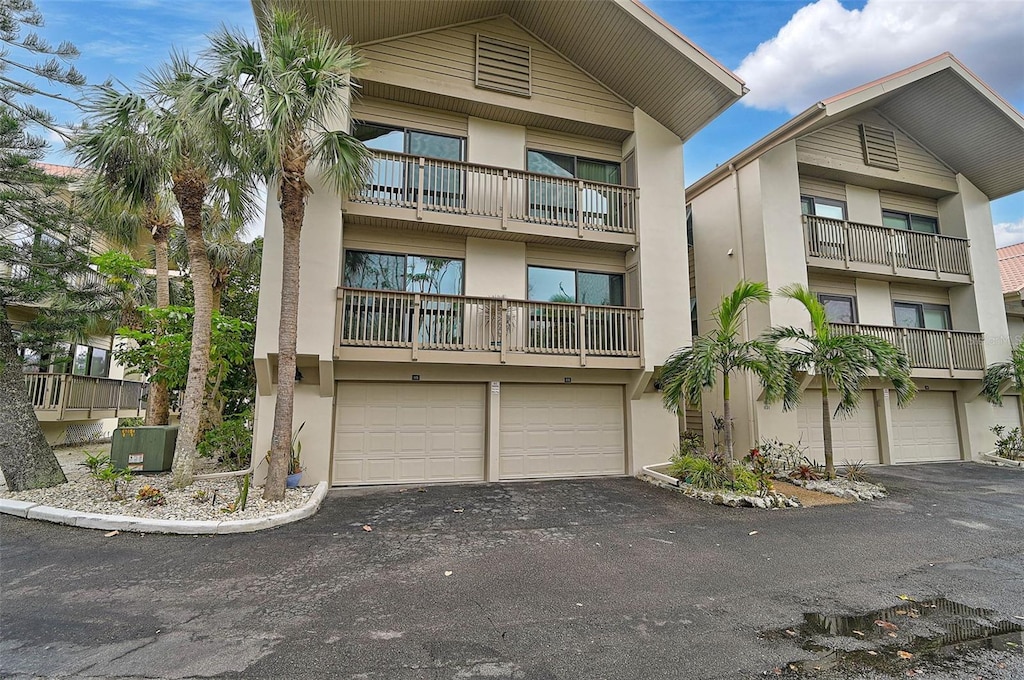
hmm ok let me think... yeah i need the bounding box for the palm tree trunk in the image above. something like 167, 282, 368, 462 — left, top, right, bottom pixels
170, 171, 213, 488
0, 304, 67, 490
722, 372, 734, 459
265, 167, 307, 501
145, 227, 171, 426
821, 383, 835, 479
211, 283, 223, 314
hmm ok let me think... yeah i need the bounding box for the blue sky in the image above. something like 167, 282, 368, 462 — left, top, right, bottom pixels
33, 0, 1024, 243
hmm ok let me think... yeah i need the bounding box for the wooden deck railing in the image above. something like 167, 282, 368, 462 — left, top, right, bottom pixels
803, 215, 971, 278
832, 323, 984, 372
350, 151, 638, 236
337, 287, 642, 363
25, 372, 147, 418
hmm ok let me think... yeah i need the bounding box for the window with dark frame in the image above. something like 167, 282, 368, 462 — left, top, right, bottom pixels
352, 122, 466, 208
893, 301, 951, 330
882, 210, 939, 234
526, 265, 625, 307
817, 293, 858, 324
800, 195, 847, 220
526, 149, 623, 227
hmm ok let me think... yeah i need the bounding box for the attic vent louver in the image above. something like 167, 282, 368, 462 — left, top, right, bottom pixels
475, 34, 531, 97
860, 124, 900, 171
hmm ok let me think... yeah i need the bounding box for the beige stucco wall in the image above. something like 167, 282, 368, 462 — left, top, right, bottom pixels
855, 279, 893, 325
845, 184, 882, 225
464, 238, 526, 299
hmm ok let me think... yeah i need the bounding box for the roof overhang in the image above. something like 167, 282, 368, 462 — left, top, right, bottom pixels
689, 53, 1024, 200
255, 0, 745, 141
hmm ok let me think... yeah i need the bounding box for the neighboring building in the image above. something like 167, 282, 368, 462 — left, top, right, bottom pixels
4, 162, 151, 445
688, 54, 1024, 465
998, 244, 1024, 347
251, 0, 745, 485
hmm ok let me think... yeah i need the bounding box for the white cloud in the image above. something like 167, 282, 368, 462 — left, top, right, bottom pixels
995, 219, 1024, 248
736, 0, 1024, 113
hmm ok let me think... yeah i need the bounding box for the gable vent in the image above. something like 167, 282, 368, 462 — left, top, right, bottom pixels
860, 124, 900, 171
475, 34, 531, 98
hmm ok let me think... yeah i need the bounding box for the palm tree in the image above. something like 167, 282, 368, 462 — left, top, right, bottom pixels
981, 340, 1024, 406
660, 280, 796, 459
202, 9, 372, 500
768, 284, 917, 478
169, 200, 260, 312
73, 92, 180, 426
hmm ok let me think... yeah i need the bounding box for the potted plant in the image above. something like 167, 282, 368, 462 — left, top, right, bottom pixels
287, 422, 305, 488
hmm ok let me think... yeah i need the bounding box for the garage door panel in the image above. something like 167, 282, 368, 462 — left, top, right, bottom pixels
797, 390, 881, 465
990, 396, 1021, 432
499, 384, 625, 479
892, 391, 960, 463
334, 382, 485, 485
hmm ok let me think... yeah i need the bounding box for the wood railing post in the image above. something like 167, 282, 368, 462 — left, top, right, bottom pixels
900, 328, 911, 365
638, 309, 645, 365
933, 234, 941, 279
87, 377, 98, 418
500, 299, 508, 364
411, 293, 421, 362
576, 180, 585, 238
114, 380, 123, 414
946, 330, 955, 375
578, 305, 587, 367
802, 215, 811, 261
415, 157, 426, 221
889, 229, 898, 274
501, 169, 509, 230
842, 221, 850, 269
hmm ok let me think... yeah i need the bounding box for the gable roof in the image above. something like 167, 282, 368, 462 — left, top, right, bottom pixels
997, 243, 1024, 294
688, 53, 1024, 200
257, 0, 745, 141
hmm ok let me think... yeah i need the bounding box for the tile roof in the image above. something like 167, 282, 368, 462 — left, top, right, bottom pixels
33, 162, 86, 178
997, 243, 1024, 294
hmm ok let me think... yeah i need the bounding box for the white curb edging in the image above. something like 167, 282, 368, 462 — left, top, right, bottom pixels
0, 481, 329, 535
981, 452, 1024, 468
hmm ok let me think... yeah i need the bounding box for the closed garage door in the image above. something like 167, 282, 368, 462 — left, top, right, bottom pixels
499, 384, 625, 479
333, 382, 485, 485
796, 390, 881, 465
892, 391, 961, 463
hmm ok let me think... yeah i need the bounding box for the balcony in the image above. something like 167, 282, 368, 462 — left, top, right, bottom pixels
335, 287, 643, 369
832, 324, 985, 377
803, 215, 972, 284
25, 373, 147, 421
345, 151, 638, 248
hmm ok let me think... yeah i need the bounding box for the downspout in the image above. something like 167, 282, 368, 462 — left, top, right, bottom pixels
729, 163, 759, 450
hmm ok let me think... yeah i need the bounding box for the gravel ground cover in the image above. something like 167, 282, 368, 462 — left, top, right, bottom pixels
0, 447, 312, 521
781, 475, 888, 501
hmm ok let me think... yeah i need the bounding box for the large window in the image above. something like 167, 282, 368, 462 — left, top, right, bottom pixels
526, 150, 622, 226
801, 195, 847, 220
893, 302, 951, 330
882, 210, 938, 234
817, 293, 858, 324
527, 266, 624, 306
344, 250, 463, 295
353, 122, 465, 207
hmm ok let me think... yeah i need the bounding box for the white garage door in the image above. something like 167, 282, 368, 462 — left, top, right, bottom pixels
499, 384, 625, 479
333, 382, 485, 485
891, 391, 961, 463
796, 390, 881, 465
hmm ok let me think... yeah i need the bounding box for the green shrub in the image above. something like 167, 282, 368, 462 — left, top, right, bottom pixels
198, 412, 253, 470
727, 465, 759, 494
678, 430, 705, 458
669, 454, 727, 490
118, 417, 144, 428
991, 425, 1024, 461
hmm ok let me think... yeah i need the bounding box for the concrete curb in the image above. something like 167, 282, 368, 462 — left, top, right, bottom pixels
980, 453, 1024, 469
0, 481, 329, 535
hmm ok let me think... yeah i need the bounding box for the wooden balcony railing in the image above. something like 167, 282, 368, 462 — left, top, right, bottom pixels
832, 323, 985, 373
803, 215, 971, 279
25, 372, 147, 419
337, 287, 642, 364
350, 151, 638, 237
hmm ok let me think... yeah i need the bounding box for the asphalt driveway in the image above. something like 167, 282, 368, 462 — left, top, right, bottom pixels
2, 463, 1023, 679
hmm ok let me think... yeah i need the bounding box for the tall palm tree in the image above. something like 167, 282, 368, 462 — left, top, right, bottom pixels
202, 8, 372, 500
73, 92, 180, 425
768, 284, 917, 478
661, 280, 796, 459
981, 340, 1024, 406
169, 200, 260, 312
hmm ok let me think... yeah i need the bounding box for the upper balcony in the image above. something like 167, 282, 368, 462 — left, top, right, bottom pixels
344, 151, 639, 249
335, 287, 643, 369
803, 215, 972, 285
26, 373, 148, 421
832, 323, 985, 379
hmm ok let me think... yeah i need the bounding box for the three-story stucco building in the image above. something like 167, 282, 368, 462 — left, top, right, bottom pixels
687, 54, 1024, 465
250, 0, 745, 486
